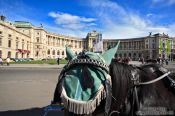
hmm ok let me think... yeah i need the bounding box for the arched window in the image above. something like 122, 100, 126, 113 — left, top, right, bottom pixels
129, 53, 131, 57
62, 51, 64, 55
57, 50, 60, 55
52, 50, 55, 55
47, 50, 50, 55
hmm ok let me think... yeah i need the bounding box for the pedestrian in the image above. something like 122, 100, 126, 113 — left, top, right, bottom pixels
157, 57, 160, 64
166, 59, 168, 65
6, 57, 10, 66
57, 57, 60, 65
0, 57, 3, 65
141, 57, 144, 64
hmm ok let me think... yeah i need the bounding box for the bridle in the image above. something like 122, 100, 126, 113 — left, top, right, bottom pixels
130, 67, 171, 116
109, 65, 171, 116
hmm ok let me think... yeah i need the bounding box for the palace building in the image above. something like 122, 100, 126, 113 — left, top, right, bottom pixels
0, 15, 175, 60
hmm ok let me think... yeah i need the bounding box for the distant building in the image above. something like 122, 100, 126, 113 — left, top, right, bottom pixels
0, 16, 175, 60
104, 33, 175, 60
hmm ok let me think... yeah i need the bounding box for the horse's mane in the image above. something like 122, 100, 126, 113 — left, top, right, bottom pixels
109, 59, 135, 111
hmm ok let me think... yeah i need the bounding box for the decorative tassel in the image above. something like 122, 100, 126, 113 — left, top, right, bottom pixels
61, 75, 111, 115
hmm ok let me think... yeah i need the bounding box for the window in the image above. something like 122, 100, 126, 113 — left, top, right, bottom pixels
22, 39, 24, 49
139, 53, 142, 57
0, 37, 2, 46
8, 34, 11, 37
0, 31, 2, 34
47, 50, 50, 55
16, 41, 18, 49
7, 51, 11, 57
152, 44, 155, 49
36, 37, 39, 42
62, 51, 64, 55
27, 41, 29, 50
0, 50, 2, 57
8, 40, 11, 47
133, 53, 136, 57
27, 53, 29, 58
62, 40, 64, 46
52, 50, 55, 55
35, 51, 39, 56
57, 51, 60, 55
79, 41, 81, 48
15, 52, 18, 58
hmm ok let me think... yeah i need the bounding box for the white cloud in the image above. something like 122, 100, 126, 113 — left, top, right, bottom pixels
47, 0, 175, 39
48, 12, 96, 30
86, 0, 175, 39
44, 24, 88, 38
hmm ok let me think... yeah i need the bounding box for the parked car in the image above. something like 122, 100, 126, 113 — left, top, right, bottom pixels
10, 58, 20, 62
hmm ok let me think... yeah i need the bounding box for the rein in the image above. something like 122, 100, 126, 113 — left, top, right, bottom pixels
136, 71, 171, 85
130, 69, 171, 116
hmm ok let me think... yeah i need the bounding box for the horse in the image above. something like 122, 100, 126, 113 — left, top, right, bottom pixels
52, 41, 120, 116
109, 59, 175, 116
52, 44, 175, 116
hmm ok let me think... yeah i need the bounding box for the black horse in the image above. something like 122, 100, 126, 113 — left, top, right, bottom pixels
52, 45, 175, 116
108, 59, 175, 116
53, 59, 175, 116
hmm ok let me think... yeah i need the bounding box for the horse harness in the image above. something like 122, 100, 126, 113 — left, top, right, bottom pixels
109, 65, 172, 116
130, 66, 171, 115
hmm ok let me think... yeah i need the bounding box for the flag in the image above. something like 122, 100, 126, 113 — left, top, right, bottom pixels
159, 39, 163, 53
167, 40, 171, 56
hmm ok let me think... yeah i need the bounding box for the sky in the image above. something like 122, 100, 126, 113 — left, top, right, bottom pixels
0, 0, 175, 39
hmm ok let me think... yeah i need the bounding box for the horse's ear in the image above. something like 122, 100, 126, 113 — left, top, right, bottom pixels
102, 41, 120, 65
66, 45, 76, 61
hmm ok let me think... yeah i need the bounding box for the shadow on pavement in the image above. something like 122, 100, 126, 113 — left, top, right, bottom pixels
0, 107, 64, 116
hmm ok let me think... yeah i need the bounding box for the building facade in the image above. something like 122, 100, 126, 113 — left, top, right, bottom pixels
0, 16, 175, 60
104, 33, 175, 60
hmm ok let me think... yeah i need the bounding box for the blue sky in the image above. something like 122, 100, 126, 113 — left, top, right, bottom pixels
0, 0, 175, 39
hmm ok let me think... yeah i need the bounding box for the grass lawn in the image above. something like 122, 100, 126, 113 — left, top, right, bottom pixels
10, 59, 68, 65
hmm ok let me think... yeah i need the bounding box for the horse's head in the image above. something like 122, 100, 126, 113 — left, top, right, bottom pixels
60, 42, 120, 114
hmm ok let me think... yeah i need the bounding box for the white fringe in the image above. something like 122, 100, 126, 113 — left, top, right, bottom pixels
61, 74, 111, 115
